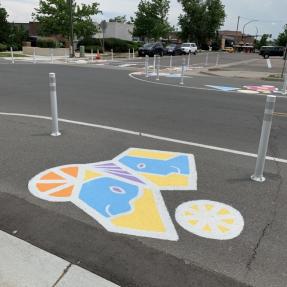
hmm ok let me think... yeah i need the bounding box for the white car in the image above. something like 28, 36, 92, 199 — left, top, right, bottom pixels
181, 43, 198, 55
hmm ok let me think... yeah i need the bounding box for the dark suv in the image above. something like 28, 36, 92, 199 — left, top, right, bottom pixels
138, 42, 165, 57
259, 46, 286, 59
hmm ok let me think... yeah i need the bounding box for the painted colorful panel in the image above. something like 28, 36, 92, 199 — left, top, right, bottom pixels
114, 148, 197, 190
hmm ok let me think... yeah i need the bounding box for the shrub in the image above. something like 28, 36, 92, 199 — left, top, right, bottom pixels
37, 38, 63, 48
0, 43, 7, 52
78, 38, 141, 53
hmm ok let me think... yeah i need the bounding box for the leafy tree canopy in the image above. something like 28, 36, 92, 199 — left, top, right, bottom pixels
33, 0, 101, 39
0, 4, 10, 43
133, 0, 172, 40
178, 0, 225, 47
276, 24, 287, 47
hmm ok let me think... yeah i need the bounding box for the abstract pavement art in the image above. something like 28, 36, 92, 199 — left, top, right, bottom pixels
28, 148, 244, 241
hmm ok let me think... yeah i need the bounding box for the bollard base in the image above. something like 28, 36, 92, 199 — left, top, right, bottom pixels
180, 82, 184, 85
251, 174, 266, 183
51, 132, 61, 137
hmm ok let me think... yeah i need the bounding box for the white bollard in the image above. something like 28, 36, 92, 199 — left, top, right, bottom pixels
156, 56, 160, 81
283, 72, 287, 95
180, 58, 185, 85
187, 53, 191, 69
91, 49, 94, 63
153, 55, 156, 74
50, 49, 54, 64
132, 48, 135, 59
111, 49, 114, 61
128, 49, 131, 60
216, 53, 220, 66
251, 95, 276, 182
205, 52, 209, 66
33, 47, 36, 64
49, 73, 61, 137
145, 55, 149, 77
10, 47, 14, 64
65, 49, 68, 63
266, 58, 272, 69
170, 55, 173, 69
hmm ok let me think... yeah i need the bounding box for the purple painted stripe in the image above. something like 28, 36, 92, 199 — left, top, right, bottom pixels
93, 163, 117, 168
108, 172, 144, 184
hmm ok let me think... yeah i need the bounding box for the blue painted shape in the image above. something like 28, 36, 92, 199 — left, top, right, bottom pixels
119, 155, 190, 175
79, 177, 139, 218
206, 85, 239, 92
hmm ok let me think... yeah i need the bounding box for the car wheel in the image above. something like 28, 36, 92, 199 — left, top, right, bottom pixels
264, 54, 269, 59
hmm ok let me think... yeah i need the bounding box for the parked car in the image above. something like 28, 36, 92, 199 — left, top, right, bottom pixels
222, 47, 234, 53
259, 46, 286, 59
181, 43, 198, 55
166, 43, 184, 56
138, 42, 165, 57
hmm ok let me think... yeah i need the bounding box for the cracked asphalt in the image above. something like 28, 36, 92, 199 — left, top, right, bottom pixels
0, 62, 287, 287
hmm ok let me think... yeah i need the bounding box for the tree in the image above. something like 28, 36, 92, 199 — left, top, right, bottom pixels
178, 0, 225, 47
276, 24, 287, 47
0, 4, 9, 44
255, 34, 269, 49
33, 0, 101, 39
133, 0, 172, 41
8, 24, 29, 50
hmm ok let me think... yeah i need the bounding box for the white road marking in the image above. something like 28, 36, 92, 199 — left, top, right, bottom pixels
0, 112, 286, 164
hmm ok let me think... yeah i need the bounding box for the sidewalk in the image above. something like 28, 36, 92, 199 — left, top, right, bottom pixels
0, 230, 119, 287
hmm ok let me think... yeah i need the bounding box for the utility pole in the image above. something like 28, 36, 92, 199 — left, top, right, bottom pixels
68, 0, 75, 57
236, 16, 240, 45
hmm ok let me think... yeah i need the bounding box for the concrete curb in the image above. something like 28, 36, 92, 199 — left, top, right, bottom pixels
0, 230, 120, 287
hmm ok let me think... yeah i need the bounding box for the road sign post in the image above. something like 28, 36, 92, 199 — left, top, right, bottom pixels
251, 95, 276, 182
49, 73, 61, 137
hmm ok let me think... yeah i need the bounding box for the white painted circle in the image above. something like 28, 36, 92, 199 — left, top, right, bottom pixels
175, 200, 244, 240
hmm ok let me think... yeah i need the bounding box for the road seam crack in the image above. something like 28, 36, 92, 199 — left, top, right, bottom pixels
52, 262, 72, 287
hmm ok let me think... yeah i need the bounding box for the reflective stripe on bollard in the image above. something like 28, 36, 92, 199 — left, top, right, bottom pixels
49, 73, 61, 137
251, 95, 276, 182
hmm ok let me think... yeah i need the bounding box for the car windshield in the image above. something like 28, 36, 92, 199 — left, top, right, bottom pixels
143, 43, 155, 48
182, 43, 190, 47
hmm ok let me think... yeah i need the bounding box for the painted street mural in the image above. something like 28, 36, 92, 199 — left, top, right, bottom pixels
28, 148, 244, 241
206, 84, 282, 95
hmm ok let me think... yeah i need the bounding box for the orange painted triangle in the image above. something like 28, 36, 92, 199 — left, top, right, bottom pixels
61, 167, 78, 178
36, 182, 65, 192
40, 172, 65, 181
50, 186, 74, 198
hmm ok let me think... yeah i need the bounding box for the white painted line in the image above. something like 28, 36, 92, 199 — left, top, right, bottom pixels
0, 230, 119, 287
0, 112, 286, 164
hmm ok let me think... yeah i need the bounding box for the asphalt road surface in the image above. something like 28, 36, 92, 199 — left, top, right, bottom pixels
0, 62, 287, 287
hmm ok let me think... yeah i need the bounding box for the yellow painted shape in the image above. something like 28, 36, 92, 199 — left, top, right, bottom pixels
128, 149, 177, 160
217, 208, 230, 216
111, 189, 166, 232
205, 204, 214, 211
84, 170, 102, 181
202, 224, 212, 233
188, 219, 198, 226
141, 173, 189, 187
191, 204, 199, 212
217, 225, 230, 233
222, 218, 235, 225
